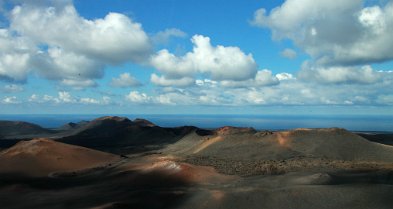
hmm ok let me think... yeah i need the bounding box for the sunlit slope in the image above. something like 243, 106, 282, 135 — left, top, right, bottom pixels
165, 127, 393, 162
0, 138, 120, 177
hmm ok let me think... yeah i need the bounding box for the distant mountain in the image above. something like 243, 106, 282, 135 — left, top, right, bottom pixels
133, 118, 156, 127
58, 120, 89, 131
0, 121, 57, 149
0, 138, 119, 177
0, 116, 212, 154
1, 116, 392, 159
58, 116, 211, 154
0, 121, 53, 139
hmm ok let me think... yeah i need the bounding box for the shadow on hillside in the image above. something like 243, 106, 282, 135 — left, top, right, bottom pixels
0, 168, 192, 209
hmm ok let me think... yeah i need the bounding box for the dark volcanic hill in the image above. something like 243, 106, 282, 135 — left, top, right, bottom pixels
58, 120, 89, 131
0, 121, 57, 149
0, 121, 53, 139
58, 116, 211, 154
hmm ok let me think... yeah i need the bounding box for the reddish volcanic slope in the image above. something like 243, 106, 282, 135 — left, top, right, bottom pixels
0, 138, 120, 177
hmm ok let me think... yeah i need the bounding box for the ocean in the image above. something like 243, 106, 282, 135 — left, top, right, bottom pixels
0, 114, 392, 132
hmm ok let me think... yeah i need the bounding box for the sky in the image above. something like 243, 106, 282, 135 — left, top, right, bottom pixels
0, 0, 393, 115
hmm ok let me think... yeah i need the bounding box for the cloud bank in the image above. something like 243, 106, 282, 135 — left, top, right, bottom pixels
1, 0, 393, 109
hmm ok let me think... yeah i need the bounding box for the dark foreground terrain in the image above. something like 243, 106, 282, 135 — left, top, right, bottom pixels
0, 116, 392, 209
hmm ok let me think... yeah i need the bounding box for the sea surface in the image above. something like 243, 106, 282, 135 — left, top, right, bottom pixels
1, 114, 392, 132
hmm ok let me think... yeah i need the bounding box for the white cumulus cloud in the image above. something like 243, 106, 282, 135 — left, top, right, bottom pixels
0, 1, 151, 87
0, 29, 33, 82
252, 0, 393, 66
111, 73, 141, 88
150, 73, 194, 87
61, 78, 97, 89
298, 63, 383, 84
150, 35, 258, 81
28, 92, 110, 105
2, 96, 20, 104
80, 97, 100, 104
220, 70, 280, 88
33, 47, 104, 82
280, 48, 297, 59
125, 91, 152, 104
58, 91, 75, 103
152, 28, 187, 45
10, 3, 151, 64
2, 84, 23, 93
276, 73, 295, 81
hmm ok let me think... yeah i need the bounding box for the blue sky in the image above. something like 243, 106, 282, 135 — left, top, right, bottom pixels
0, 0, 393, 115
